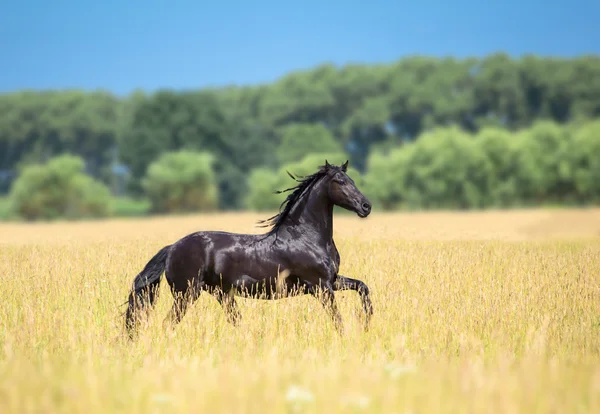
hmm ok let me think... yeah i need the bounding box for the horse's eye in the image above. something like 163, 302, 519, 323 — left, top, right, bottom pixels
336, 179, 346, 185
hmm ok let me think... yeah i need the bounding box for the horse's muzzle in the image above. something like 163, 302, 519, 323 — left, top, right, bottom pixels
357, 200, 372, 217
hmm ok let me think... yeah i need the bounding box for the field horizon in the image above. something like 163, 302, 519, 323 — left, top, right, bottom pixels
1, 208, 599, 413
2, 206, 600, 245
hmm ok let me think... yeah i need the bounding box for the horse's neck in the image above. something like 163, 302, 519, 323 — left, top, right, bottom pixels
286, 182, 333, 244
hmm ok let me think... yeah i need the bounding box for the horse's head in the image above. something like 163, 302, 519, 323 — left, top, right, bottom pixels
256, 159, 372, 235
325, 160, 372, 218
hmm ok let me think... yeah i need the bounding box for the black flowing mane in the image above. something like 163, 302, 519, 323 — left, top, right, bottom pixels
256, 163, 338, 236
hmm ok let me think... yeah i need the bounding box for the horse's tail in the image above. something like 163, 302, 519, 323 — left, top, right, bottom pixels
124, 245, 171, 338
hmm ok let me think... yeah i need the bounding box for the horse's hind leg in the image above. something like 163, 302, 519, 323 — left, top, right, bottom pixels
163, 279, 203, 330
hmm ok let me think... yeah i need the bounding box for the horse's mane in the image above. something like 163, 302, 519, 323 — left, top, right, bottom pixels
256, 163, 337, 235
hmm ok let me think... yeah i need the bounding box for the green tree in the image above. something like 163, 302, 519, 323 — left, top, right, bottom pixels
471, 53, 528, 130
9, 154, 112, 220
365, 127, 494, 210
363, 146, 413, 210
2, 54, 600, 213
119, 90, 279, 209
0, 90, 121, 192
244, 167, 282, 212
474, 127, 521, 206
341, 96, 393, 172
142, 150, 219, 214
119, 91, 227, 194
512, 121, 573, 204
258, 64, 337, 127
215, 110, 279, 209
276, 123, 343, 165
567, 120, 600, 203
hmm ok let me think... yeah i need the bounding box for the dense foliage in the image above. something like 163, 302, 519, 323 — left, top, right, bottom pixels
363, 120, 600, 210
142, 150, 219, 214
8, 154, 112, 220
1, 53, 599, 219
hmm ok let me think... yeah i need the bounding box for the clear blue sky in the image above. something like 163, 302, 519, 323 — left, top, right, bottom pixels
1, 0, 598, 95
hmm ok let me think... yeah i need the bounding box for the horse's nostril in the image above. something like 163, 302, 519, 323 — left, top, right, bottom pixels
362, 203, 371, 210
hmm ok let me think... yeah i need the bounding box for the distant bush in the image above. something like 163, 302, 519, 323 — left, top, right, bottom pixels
0, 196, 13, 221
245, 168, 281, 212
366, 127, 494, 210
473, 127, 521, 207
563, 120, 600, 204
364, 120, 600, 210
511, 121, 574, 205
142, 150, 219, 214
9, 154, 112, 220
245, 152, 363, 212
111, 197, 152, 217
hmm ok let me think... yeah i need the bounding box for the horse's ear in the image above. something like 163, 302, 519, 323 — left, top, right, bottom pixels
325, 159, 331, 168
341, 160, 349, 172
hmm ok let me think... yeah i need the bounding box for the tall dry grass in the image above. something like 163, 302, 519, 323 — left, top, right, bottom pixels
1, 209, 599, 413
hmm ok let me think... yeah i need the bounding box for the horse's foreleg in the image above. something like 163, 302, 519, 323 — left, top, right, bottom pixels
214, 288, 242, 326
334, 275, 373, 331
311, 283, 344, 335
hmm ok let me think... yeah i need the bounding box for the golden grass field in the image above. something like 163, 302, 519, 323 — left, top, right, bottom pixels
1, 207, 599, 413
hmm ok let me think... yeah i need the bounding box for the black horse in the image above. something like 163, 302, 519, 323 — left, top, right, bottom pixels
124, 160, 373, 339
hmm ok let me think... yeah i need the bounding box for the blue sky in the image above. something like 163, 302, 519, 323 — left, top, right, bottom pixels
1, 0, 598, 95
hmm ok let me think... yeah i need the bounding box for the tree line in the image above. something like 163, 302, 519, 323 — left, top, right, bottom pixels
1, 52, 599, 220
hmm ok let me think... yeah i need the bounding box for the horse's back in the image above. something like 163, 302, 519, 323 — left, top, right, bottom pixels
166, 230, 275, 288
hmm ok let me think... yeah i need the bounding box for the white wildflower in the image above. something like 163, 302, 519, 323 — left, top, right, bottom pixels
342, 394, 371, 409
286, 384, 314, 403
384, 361, 417, 379
152, 393, 174, 404
286, 384, 315, 412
